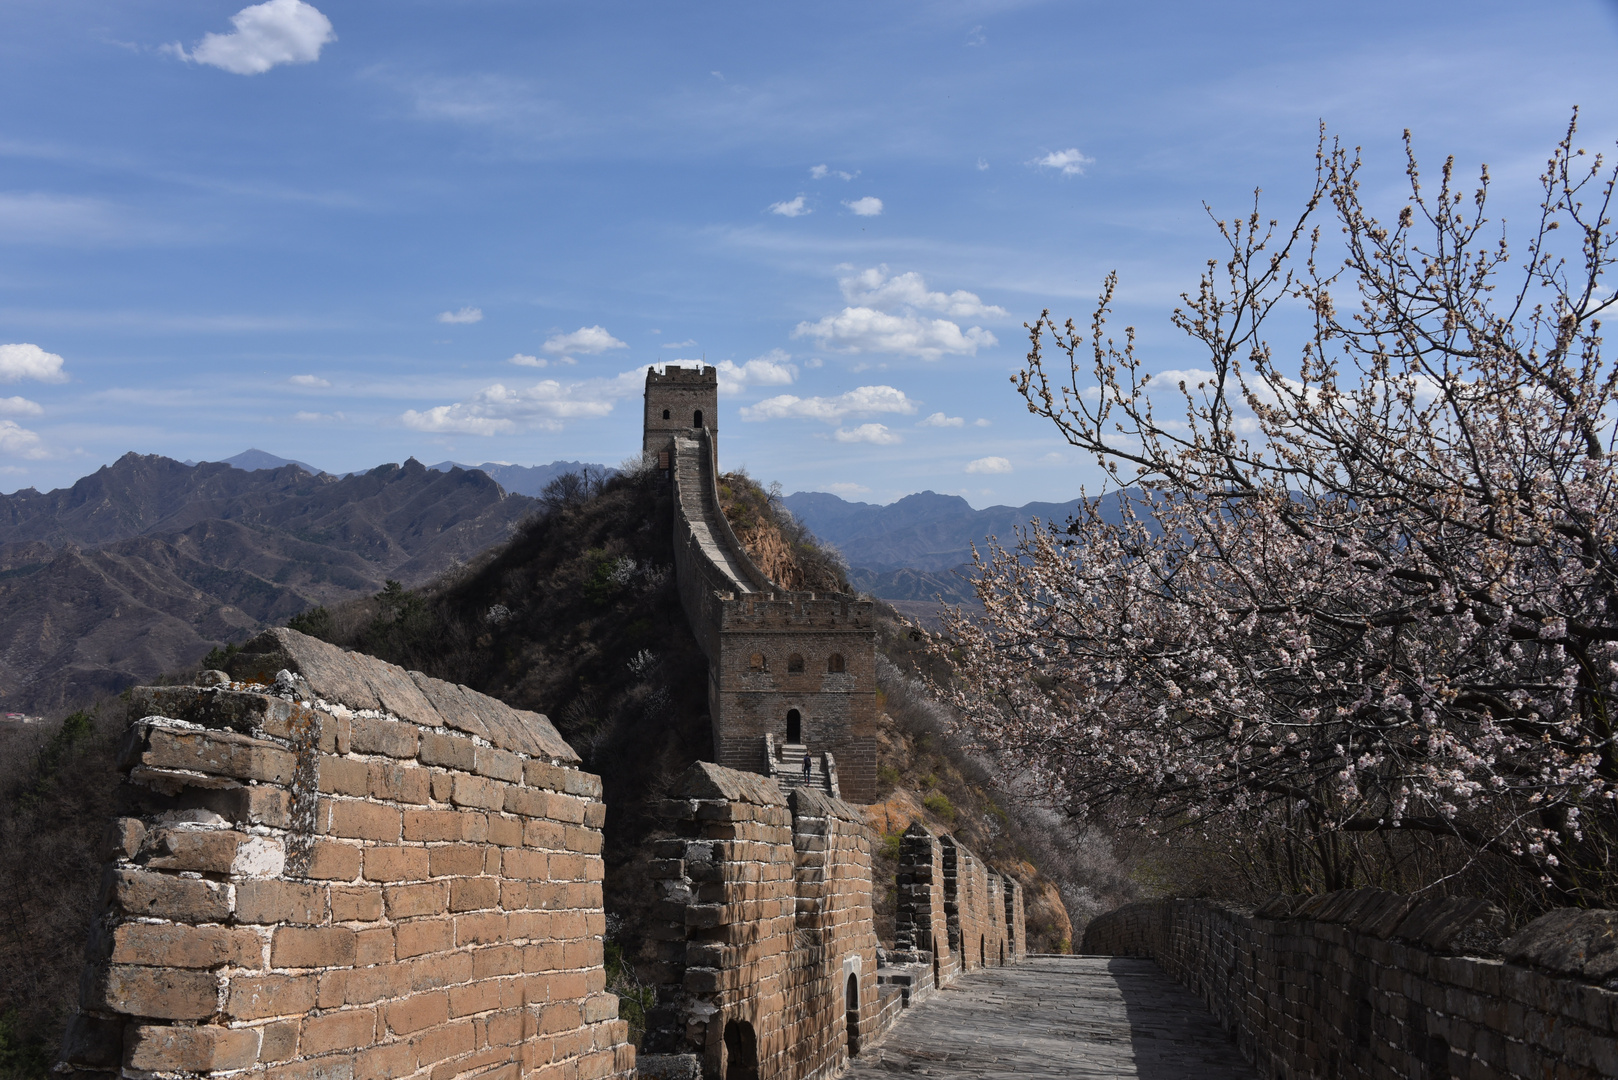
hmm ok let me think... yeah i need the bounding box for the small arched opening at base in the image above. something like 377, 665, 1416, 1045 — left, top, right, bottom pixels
694, 409, 705, 428
662, 408, 671, 420
723, 1020, 758, 1080
845, 972, 861, 1056
980, 936, 986, 968
999, 941, 1005, 965
931, 953, 940, 988
786, 709, 801, 744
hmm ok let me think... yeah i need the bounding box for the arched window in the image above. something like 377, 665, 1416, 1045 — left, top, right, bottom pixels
827, 653, 845, 674
723, 1021, 758, 1080
749, 653, 767, 672
787, 653, 804, 673
845, 972, 861, 1055
694, 409, 704, 428
662, 408, 670, 420
786, 709, 801, 743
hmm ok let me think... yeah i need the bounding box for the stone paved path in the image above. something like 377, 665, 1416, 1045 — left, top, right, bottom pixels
845, 956, 1256, 1079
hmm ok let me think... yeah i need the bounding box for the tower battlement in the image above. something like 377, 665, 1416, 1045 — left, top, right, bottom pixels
643, 364, 718, 456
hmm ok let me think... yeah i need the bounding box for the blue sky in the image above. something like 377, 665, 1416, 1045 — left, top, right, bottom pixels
3, 1, 1617, 506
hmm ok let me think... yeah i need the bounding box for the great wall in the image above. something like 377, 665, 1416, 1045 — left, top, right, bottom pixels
50, 363, 1618, 1079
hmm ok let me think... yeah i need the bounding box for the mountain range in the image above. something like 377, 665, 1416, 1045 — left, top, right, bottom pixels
186, 448, 613, 499
0, 453, 539, 715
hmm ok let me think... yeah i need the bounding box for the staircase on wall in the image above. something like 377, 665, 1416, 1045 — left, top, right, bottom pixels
764, 732, 839, 797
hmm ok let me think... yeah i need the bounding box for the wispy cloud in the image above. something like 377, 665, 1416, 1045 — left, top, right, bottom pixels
543, 325, 627, 355
965, 456, 1012, 474
919, 412, 964, 428
839, 266, 1006, 319
835, 423, 900, 444
0, 396, 43, 417
437, 306, 483, 324
400, 367, 647, 436
715, 350, 797, 393
0, 420, 47, 459
740, 384, 916, 423
844, 196, 883, 217
794, 308, 994, 360
0, 343, 69, 383
827, 481, 871, 495
288, 374, 330, 387
165, 0, 336, 76
1032, 148, 1094, 176
769, 195, 810, 217
811, 165, 857, 180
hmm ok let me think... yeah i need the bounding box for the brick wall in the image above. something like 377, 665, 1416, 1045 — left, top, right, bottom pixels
892, 827, 1025, 993
641, 762, 890, 1080
939, 836, 1015, 974
643, 366, 719, 457
1082, 889, 1618, 1080
58, 628, 634, 1080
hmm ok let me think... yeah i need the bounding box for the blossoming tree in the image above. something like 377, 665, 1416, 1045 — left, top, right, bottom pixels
941, 117, 1618, 905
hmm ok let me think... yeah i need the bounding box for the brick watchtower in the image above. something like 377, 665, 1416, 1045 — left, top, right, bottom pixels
643, 365, 718, 457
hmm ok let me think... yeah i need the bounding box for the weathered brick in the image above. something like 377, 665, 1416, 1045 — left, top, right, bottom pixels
369, 761, 431, 804
429, 844, 487, 878
450, 876, 500, 912
409, 1019, 476, 1066
385, 881, 448, 919
100, 964, 221, 1020
227, 974, 317, 1019
137, 725, 295, 784
330, 884, 384, 922
273, 926, 357, 968
306, 841, 363, 881
500, 848, 549, 881
451, 774, 505, 810
356, 927, 395, 966
474, 745, 523, 783
419, 731, 476, 771
349, 716, 419, 758
319, 756, 370, 796
125, 1024, 261, 1072
142, 827, 246, 873
404, 809, 482, 843
487, 813, 523, 847
237, 880, 327, 925
395, 919, 455, 960
112, 868, 230, 922
387, 990, 449, 1034
110, 922, 263, 969
300, 1008, 377, 1054
363, 845, 430, 882
329, 800, 402, 842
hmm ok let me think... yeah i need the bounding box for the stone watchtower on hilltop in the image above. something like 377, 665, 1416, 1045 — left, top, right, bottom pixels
644, 365, 878, 803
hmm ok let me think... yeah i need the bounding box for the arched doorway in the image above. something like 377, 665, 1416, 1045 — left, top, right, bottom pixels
694, 408, 704, 428
980, 936, 986, 967
932, 953, 940, 988
999, 941, 1005, 965
723, 1020, 758, 1080
845, 973, 860, 1055
662, 408, 670, 419
786, 709, 801, 743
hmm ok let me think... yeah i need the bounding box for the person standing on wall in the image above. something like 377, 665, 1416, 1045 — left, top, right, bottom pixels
802, 751, 811, 783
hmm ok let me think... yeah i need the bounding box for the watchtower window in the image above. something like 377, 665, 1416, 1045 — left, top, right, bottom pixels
662, 408, 670, 420
749, 653, 767, 673
827, 652, 845, 674
786, 709, 801, 743
787, 653, 804, 673
693, 408, 704, 428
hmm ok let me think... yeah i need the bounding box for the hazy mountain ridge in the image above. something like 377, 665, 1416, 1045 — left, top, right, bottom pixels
782, 489, 1108, 574
0, 453, 540, 715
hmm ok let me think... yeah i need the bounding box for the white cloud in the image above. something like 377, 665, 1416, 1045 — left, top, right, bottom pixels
168, 0, 335, 76
1042, 451, 1066, 464
665, 339, 697, 348
804, 357, 823, 368
966, 26, 987, 46
0, 396, 42, 417
844, 196, 883, 217
0, 419, 46, 459
811, 165, 856, 181
966, 456, 1013, 474
793, 308, 995, 360
919, 412, 964, 428
740, 384, 916, 424
769, 195, 810, 217
543, 325, 627, 355
0, 343, 68, 383
976, 157, 990, 171
293, 410, 345, 422
838, 266, 1006, 320
716, 350, 798, 394
836, 423, 901, 445
438, 306, 483, 324
1034, 148, 1095, 176
811, 165, 828, 180
288, 374, 330, 387
401, 367, 647, 436
974, 418, 991, 427
827, 482, 871, 495
509, 353, 546, 368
